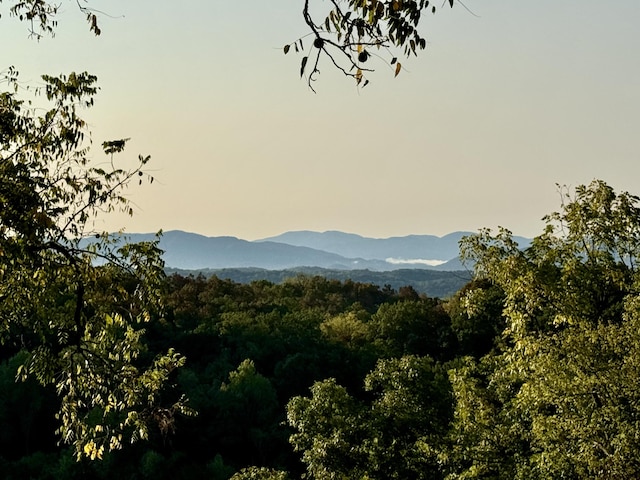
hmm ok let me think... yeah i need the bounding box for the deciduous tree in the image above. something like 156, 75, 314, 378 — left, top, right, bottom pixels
287, 355, 452, 479
447, 180, 640, 478
0, 68, 191, 458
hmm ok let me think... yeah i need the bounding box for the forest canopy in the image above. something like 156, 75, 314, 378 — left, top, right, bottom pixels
2, 0, 639, 478
2, 180, 640, 479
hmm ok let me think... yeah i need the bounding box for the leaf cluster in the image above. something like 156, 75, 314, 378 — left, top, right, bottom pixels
285, 0, 455, 90
2, 0, 102, 38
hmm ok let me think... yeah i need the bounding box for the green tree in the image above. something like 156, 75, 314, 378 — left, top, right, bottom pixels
287, 355, 452, 479
0, 351, 57, 459
369, 299, 455, 359
446, 180, 640, 479
287, 377, 368, 479
320, 310, 369, 349
446, 278, 506, 358
441, 354, 526, 480
217, 359, 280, 466
230, 466, 290, 480
0, 70, 191, 458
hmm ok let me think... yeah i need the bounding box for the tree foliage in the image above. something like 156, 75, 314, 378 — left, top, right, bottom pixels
230, 466, 290, 480
3, 183, 640, 479
0, 0, 102, 38
0, 68, 191, 458
446, 180, 640, 478
1, 0, 456, 89
291, 0, 455, 89
287, 355, 452, 479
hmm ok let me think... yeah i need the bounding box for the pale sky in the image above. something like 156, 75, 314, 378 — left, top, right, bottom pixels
3, 1, 639, 240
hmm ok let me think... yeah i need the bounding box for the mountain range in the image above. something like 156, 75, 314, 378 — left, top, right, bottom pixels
105, 230, 531, 272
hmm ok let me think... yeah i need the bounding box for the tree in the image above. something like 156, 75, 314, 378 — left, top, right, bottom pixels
0, 351, 58, 459
320, 310, 369, 350
446, 278, 506, 358
216, 359, 279, 466
287, 355, 452, 479
446, 180, 640, 478
368, 298, 455, 359
0, 68, 192, 458
287, 377, 370, 479
230, 466, 290, 480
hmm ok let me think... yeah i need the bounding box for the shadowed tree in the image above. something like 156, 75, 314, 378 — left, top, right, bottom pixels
0, 69, 192, 459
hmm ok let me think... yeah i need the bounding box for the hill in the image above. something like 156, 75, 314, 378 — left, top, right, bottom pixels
104, 231, 384, 270
95, 230, 530, 272
164, 266, 473, 299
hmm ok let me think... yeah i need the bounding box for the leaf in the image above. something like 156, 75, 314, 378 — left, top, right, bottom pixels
395, 62, 402, 77
102, 138, 130, 155
391, 57, 397, 65
362, 79, 369, 88
355, 69, 363, 85
449, 0, 454, 6
284, 44, 290, 54
300, 56, 308, 77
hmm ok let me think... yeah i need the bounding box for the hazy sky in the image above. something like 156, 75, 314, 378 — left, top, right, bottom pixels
4, 0, 639, 240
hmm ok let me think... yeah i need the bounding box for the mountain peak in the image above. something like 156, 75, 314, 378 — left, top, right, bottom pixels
99, 230, 530, 272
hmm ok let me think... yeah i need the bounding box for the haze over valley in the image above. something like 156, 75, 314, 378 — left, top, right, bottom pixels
113, 229, 531, 271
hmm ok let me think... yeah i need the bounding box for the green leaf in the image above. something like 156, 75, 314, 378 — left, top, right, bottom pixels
284, 44, 290, 54
102, 138, 130, 155
300, 56, 308, 77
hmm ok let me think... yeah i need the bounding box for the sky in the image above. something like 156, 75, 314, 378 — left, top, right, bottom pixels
3, 0, 640, 240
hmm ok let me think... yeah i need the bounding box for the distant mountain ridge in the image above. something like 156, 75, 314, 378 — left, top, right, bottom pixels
104, 230, 531, 272
165, 267, 473, 299
115, 231, 381, 270
257, 230, 473, 264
